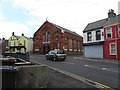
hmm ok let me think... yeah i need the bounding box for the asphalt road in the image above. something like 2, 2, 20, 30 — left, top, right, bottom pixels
30, 54, 119, 89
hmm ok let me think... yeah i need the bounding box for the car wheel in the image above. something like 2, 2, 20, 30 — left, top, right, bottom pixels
46, 56, 48, 60
53, 57, 56, 61
62, 59, 65, 61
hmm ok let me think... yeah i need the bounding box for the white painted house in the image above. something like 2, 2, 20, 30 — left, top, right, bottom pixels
83, 18, 108, 58
0, 39, 2, 54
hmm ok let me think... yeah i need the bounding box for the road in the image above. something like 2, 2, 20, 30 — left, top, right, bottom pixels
30, 54, 119, 89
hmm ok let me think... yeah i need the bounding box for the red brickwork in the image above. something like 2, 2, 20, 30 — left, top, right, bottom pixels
33, 21, 83, 55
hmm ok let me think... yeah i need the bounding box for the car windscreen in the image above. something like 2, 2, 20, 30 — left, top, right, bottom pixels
57, 50, 65, 54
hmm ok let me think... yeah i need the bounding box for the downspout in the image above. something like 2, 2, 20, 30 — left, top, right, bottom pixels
115, 26, 118, 59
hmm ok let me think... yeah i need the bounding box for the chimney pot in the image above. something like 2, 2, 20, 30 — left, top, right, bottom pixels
108, 9, 116, 18
12, 32, 14, 36
22, 33, 24, 36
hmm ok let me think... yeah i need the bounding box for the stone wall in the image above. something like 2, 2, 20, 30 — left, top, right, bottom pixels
15, 65, 48, 88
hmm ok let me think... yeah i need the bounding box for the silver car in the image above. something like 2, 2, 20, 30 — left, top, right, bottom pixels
46, 50, 66, 61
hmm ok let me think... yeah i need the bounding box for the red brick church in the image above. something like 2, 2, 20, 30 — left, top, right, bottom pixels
33, 21, 83, 55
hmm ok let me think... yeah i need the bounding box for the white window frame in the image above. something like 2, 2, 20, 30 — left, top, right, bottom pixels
109, 43, 116, 55
106, 27, 112, 39
96, 30, 101, 40
118, 26, 120, 37
87, 32, 92, 41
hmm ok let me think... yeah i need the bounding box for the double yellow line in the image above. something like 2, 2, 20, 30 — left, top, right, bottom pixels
32, 60, 115, 90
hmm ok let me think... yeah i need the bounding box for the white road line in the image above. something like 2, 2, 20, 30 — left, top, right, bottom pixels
62, 62, 75, 64
31, 60, 114, 90
84, 65, 119, 73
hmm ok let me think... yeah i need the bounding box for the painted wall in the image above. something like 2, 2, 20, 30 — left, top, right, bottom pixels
8, 36, 19, 53
0, 40, 2, 54
18, 36, 28, 53
83, 28, 104, 43
117, 39, 120, 60
104, 25, 120, 60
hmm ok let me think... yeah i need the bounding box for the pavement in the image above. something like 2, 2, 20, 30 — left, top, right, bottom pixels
47, 68, 95, 88
73, 55, 119, 64
0, 54, 2, 58
31, 59, 114, 89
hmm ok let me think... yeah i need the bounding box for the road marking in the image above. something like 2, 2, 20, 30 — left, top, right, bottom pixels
62, 62, 75, 64
31, 60, 114, 90
84, 65, 119, 73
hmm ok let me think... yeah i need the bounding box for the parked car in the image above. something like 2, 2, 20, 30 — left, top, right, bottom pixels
46, 49, 66, 61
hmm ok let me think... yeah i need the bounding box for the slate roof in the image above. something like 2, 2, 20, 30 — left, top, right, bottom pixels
104, 14, 120, 26
83, 18, 108, 33
50, 22, 82, 37
14, 35, 20, 39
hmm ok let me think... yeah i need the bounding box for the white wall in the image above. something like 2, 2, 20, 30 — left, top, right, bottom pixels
83, 28, 104, 43
28, 39, 33, 53
0, 40, 2, 54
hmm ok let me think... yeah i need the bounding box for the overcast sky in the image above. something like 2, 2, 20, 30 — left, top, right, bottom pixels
0, 0, 119, 39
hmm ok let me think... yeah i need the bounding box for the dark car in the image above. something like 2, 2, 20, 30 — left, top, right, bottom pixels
46, 49, 66, 61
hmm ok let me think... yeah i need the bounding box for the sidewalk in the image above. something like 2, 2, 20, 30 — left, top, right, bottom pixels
0, 54, 3, 58
73, 56, 119, 64
47, 68, 95, 88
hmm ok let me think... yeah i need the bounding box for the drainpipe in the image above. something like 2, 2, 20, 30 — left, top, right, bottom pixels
115, 26, 118, 59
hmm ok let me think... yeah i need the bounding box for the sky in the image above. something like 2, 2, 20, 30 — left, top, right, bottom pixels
0, 0, 119, 39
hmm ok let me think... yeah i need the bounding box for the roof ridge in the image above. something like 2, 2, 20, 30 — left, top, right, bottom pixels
48, 21, 82, 37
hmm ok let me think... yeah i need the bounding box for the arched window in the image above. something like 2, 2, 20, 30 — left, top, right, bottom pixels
43, 34, 45, 42
42, 31, 51, 43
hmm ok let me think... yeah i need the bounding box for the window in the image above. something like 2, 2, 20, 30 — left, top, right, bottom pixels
110, 43, 116, 55
106, 28, 112, 38
24, 40, 26, 46
118, 26, 120, 37
87, 32, 92, 41
96, 30, 101, 40
14, 41, 15, 46
46, 31, 50, 42
78, 41, 80, 51
42, 34, 45, 42
69, 39, 72, 49
74, 40, 77, 49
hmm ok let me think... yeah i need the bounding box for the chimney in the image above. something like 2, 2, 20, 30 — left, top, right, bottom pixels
108, 9, 116, 18
12, 32, 14, 36
22, 33, 24, 36
2, 38, 5, 40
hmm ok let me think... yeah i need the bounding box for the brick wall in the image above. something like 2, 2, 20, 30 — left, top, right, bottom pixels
33, 21, 83, 55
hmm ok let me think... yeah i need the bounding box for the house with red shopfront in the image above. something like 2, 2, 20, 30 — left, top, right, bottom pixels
104, 9, 120, 60
33, 20, 83, 55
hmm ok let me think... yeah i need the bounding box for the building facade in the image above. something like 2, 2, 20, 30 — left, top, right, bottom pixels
104, 9, 120, 60
8, 32, 33, 53
2, 38, 9, 55
0, 39, 2, 54
83, 9, 120, 60
33, 21, 83, 55
83, 19, 107, 58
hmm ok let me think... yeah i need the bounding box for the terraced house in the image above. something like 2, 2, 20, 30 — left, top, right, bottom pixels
83, 9, 120, 60
33, 21, 83, 55
104, 9, 120, 60
8, 32, 33, 53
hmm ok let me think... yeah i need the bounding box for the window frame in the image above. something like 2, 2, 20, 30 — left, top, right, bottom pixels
118, 26, 120, 37
109, 43, 116, 55
87, 32, 92, 41
96, 30, 101, 40
106, 27, 112, 39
